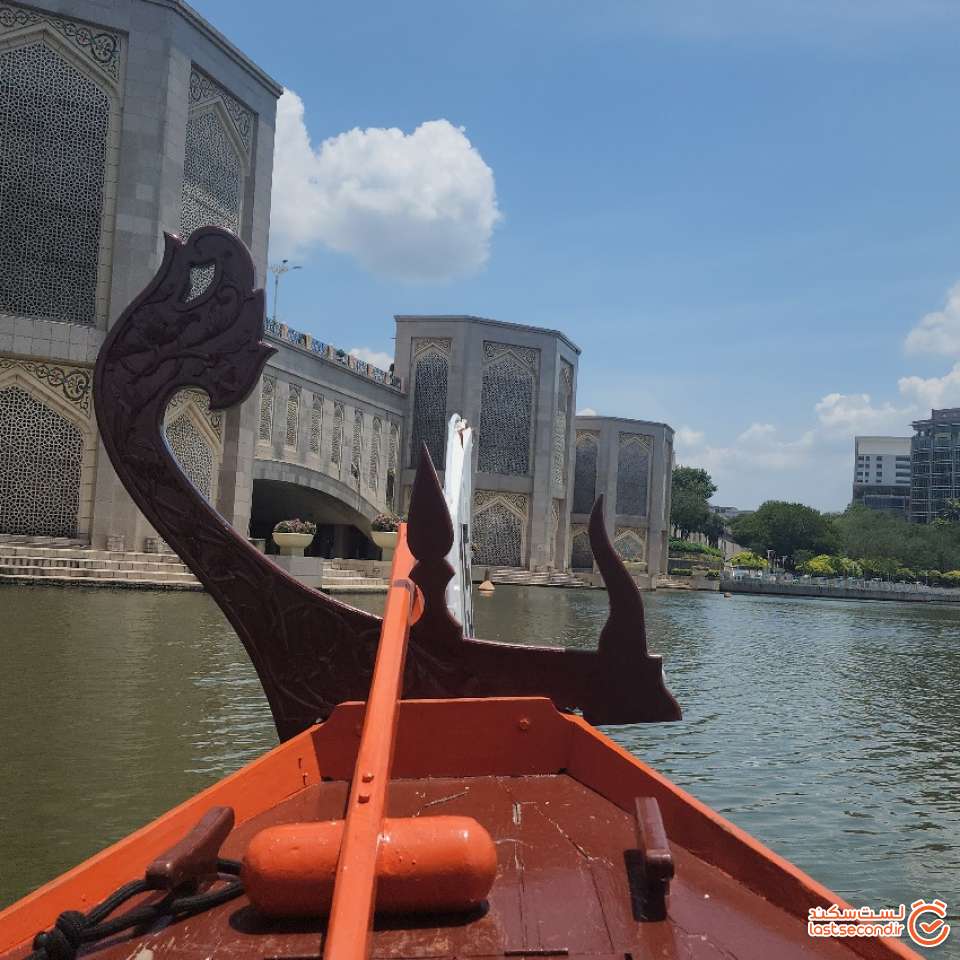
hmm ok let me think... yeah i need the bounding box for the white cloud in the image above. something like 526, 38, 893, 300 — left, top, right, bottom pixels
348, 346, 393, 371
898, 363, 960, 410
905, 283, 960, 356
814, 392, 913, 435
576, 407, 598, 416
270, 90, 502, 281
674, 425, 704, 450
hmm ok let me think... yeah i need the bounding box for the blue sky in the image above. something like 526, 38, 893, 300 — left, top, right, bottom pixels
192, 0, 960, 510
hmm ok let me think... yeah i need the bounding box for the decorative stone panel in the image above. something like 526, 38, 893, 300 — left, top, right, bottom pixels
616, 433, 651, 516
572, 430, 599, 514
165, 413, 214, 503
0, 357, 91, 416
387, 421, 399, 504
478, 341, 539, 476
410, 338, 450, 468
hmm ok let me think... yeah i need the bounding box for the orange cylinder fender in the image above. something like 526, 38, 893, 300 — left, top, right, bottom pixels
242, 815, 497, 917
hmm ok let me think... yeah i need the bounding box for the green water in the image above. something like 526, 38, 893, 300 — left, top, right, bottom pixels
1, 585, 958, 952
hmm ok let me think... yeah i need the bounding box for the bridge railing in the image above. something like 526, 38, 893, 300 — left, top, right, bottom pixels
264, 318, 402, 390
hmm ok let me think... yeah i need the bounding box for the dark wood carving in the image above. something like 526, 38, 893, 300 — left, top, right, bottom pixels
95, 227, 679, 742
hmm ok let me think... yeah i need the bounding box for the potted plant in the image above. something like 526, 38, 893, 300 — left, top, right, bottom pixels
273, 519, 317, 556
371, 513, 403, 560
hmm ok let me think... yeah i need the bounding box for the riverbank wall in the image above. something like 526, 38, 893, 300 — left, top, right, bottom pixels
722, 578, 960, 604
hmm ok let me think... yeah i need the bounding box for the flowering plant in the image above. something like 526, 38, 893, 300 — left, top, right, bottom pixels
372, 513, 404, 532
273, 518, 317, 535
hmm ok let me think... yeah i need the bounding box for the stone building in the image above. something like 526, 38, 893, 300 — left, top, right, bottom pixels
0, 0, 675, 578
394, 316, 579, 572
0, 0, 279, 550
570, 416, 674, 577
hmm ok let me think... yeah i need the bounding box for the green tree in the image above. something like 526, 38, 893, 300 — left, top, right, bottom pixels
672, 466, 718, 501
670, 466, 718, 539
729, 500, 838, 565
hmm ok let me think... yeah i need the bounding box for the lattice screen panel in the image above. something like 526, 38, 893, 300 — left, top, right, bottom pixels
331, 402, 344, 465
285, 386, 300, 448
472, 492, 527, 567
387, 422, 399, 503
351, 410, 363, 480
570, 527, 593, 569
410, 341, 449, 468
573, 432, 599, 514
258, 378, 274, 442
0, 41, 109, 324
369, 417, 382, 491
309, 394, 323, 455
616, 433, 651, 516
478, 343, 538, 476
180, 108, 243, 299
0, 385, 83, 536
614, 527, 646, 562
552, 361, 573, 488
165, 413, 214, 502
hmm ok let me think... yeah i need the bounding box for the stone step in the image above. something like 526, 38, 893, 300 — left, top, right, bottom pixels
0, 555, 192, 574
0, 546, 188, 565
0, 571, 202, 591
0, 534, 88, 548
487, 567, 588, 588
0, 562, 197, 581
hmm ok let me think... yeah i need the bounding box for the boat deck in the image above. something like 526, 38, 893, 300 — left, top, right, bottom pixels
5, 774, 862, 960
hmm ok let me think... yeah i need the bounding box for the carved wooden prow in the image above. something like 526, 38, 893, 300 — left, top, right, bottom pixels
95, 227, 679, 742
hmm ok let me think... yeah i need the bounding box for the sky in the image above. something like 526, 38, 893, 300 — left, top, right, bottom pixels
191, 0, 960, 511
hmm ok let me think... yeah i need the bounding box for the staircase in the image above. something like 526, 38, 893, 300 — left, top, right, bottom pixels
320, 561, 389, 593
0, 536, 201, 590
486, 567, 589, 588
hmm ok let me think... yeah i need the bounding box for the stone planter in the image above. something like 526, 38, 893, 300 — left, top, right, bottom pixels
273, 531, 314, 557
372, 529, 399, 561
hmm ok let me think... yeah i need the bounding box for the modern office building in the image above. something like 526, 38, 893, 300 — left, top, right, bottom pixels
852, 436, 911, 516
909, 409, 960, 523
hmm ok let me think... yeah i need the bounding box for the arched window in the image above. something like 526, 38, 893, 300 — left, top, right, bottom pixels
410, 339, 450, 467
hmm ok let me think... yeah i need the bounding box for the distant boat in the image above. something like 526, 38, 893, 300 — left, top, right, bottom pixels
0, 228, 920, 960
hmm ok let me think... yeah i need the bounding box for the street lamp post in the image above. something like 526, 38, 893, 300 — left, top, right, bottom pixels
269, 259, 301, 323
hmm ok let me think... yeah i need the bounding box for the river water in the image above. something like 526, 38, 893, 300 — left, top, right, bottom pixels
1, 584, 958, 952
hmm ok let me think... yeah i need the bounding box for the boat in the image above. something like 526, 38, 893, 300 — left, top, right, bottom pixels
0, 227, 922, 960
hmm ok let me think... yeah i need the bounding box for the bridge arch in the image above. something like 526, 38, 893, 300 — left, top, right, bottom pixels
251, 460, 383, 559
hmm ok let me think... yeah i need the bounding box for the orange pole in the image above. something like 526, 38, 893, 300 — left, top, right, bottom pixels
322, 524, 420, 960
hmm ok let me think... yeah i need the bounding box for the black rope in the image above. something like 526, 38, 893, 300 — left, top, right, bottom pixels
27, 859, 243, 960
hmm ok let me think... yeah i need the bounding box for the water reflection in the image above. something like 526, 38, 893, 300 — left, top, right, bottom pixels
1, 584, 958, 949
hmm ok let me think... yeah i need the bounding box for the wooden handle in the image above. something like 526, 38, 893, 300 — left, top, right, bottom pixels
146, 806, 235, 890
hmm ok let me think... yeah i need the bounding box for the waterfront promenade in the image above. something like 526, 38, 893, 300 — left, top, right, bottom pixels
723, 573, 960, 604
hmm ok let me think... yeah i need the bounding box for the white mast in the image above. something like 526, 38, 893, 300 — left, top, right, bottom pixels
443, 413, 474, 637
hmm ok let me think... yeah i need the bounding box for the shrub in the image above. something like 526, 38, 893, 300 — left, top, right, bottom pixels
274, 518, 317, 535
372, 513, 404, 532
940, 570, 960, 587
672, 567, 693, 577
799, 554, 862, 578
705, 570, 721, 580
669, 538, 723, 558
729, 550, 766, 570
